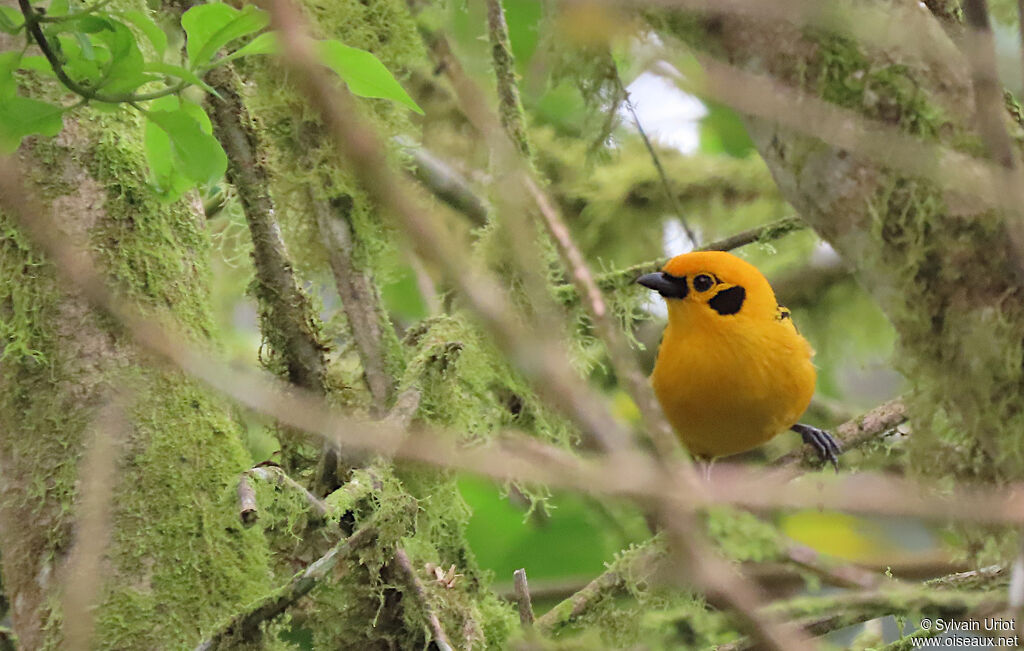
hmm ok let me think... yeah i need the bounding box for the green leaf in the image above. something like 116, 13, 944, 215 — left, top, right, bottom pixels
144, 61, 218, 96
143, 112, 192, 200
178, 97, 213, 134
194, 5, 268, 68
699, 101, 754, 158
75, 15, 110, 33
119, 10, 167, 58
73, 31, 95, 61
182, 4, 238, 65
314, 40, 423, 115
0, 52, 20, 99
0, 97, 64, 153
93, 20, 149, 94
145, 107, 226, 185
47, 0, 68, 18
56, 33, 103, 86
218, 31, 278, 64
0, 6, 24, 34
19, 55, 55, 77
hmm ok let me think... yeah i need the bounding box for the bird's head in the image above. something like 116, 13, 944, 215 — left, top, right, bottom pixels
636, 251, 778, 324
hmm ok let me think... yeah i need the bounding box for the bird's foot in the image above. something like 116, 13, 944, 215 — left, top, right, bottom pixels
791, 423, 841, 471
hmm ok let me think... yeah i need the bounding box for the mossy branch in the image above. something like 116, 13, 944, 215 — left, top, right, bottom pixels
772, 398, 908, 469
484, 0, 531, 159
718, 585, 1006, 650
536, 540, 663, 635
310, 190, 396, 416
194, 525, 379, 651
203, 64, 331, 478
401, 140, 490, 226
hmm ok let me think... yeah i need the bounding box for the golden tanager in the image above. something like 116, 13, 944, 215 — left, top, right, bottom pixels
637, 251, 840, 466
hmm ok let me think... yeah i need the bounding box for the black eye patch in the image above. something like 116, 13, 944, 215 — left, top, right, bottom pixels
708, 285, 746, 315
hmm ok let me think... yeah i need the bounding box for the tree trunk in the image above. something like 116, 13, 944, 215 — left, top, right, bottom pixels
0, 114, 272, 647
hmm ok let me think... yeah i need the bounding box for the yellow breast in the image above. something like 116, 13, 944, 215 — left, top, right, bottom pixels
652, 308, 815, 458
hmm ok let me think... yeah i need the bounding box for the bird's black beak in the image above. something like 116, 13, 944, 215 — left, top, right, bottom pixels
636, 272, 688, 299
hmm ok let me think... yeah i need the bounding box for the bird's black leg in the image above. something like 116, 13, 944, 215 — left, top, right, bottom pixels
791, 423, 841, 470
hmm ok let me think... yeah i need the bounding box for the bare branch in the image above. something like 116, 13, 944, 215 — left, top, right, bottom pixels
310, 189, 395, 415
237, 474, 259, 527
513, 569, 535, 628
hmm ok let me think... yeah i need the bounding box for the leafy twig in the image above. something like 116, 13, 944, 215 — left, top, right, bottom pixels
18, 0, 186, 103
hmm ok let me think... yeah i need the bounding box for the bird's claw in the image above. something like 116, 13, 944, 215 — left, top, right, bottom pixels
792, 423, 841, 471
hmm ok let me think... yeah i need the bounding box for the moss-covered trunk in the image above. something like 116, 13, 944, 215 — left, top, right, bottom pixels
0, 113, 272, 646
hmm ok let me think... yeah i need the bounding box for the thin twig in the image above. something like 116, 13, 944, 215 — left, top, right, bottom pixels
194, 525, 378, 650
784, 544, 880, 590
553, 216, 805, 305
513, 569, 535, 628
392, 548, 454, 651
719, 586, 1007, 650
17, 0, 189, 103
613, 68, 698, 247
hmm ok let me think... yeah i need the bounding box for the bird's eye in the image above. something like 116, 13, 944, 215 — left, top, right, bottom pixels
692, 274, 715, 292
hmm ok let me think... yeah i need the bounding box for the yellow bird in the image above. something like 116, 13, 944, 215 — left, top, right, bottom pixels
637, 251, 839, 466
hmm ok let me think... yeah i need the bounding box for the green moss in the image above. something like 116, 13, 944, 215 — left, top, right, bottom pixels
399, 314, 576, 453
0, 76, 274, 644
